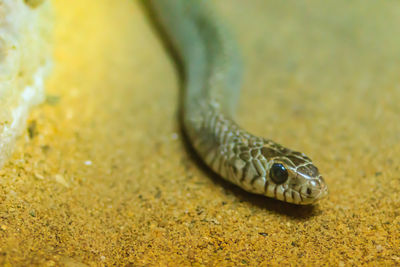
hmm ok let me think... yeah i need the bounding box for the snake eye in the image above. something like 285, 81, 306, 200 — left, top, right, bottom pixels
270, 163, 288, 184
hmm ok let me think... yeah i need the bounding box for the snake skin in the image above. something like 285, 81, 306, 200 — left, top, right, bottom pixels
149, 0, 328, 204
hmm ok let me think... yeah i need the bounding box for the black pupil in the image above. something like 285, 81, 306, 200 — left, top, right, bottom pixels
270, 163, 288, 184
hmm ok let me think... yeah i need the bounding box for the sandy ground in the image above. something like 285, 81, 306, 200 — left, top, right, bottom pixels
1, 0, 399, 265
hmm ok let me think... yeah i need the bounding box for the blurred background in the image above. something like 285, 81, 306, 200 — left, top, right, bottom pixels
0, 0, 399, 265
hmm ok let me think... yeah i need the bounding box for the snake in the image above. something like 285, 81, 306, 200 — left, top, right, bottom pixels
149, 0, 328, 205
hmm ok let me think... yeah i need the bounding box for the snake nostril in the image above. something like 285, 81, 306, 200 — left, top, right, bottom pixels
306, 187, 312, 195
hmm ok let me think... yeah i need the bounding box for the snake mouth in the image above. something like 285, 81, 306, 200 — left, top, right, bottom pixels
310, 187, 328, 203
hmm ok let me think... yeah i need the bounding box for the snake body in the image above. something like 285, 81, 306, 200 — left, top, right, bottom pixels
150, 0, 328, 204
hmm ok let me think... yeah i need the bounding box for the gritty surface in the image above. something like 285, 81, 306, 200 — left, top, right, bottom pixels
0, 0, 399, 265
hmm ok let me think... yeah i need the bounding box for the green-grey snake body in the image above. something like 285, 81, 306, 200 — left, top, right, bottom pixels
150, 0, 328, 205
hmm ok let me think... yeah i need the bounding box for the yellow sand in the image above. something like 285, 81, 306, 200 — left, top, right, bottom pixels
1, 0, 399, 265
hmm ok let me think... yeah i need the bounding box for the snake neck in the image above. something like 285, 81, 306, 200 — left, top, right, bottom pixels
151, 0, 252, 188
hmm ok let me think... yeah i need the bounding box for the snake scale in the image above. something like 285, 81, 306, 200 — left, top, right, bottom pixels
149, 0, 328, 204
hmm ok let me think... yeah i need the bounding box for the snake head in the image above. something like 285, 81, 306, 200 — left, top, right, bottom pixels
261, 145, 328, 205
